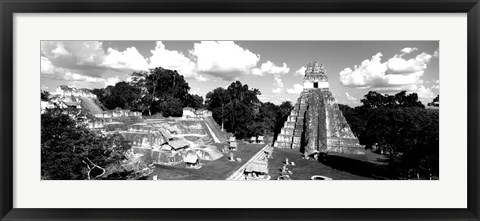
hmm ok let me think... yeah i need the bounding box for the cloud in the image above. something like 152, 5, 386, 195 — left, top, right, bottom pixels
41, 41, 106, 73
433, 49, 439, 58
258, 95, 272, 102
104, 76, 120, 87
287, 84, 303, 94
386, 52, 432, 75
400, 47, 418, 54
41, 40, 293, 91
251, 61, 289, 76
279, 97, 292, 102
103, 47, 148, 71
408, 84, 436, 100
432, 80, 440, 90
190, 41, 260, 81
63, 72, 105, 83
345, 92, 359, 101
339, 48, 437, 90
149, 41, 206, 81
272, 75, 284, 94
41, 56, 58, 75
50, 42, 71, 57
294, 66, 307, 77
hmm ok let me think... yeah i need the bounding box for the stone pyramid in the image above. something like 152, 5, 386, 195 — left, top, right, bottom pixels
273, 62, 364, 156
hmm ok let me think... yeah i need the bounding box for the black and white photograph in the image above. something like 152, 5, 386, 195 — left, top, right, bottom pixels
40, 40, 439, 181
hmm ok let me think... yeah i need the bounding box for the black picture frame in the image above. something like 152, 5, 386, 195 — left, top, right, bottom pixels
1, 0, 479, 220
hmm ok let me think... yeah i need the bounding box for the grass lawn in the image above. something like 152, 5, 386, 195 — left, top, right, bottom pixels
148, 143, 265, 180
268, 148, 391, 180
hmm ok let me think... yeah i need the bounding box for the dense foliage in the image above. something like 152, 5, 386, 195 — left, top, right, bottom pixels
339, 91, 439, 179
92, 82, 141, 110
41, 108, 131, 180
91, 67, 204, 117
205, 81, 293, 139
41, 90, 50, 101
428, 95, 439, 107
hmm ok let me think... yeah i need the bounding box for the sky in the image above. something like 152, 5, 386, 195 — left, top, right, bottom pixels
41, 41, 439, 106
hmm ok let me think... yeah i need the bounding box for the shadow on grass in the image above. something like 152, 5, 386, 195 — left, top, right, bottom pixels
322, 155, 393, 179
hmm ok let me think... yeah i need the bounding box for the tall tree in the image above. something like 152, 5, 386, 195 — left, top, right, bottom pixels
205, 81, 261, 138
129, 67, 190, 116
360, 91, 425, 109
340, 91, 439, 179
184, 94, 204, 109
92, 82, 141, 110
41, 90, 50, 101
41, 109, 131, 180
206, 87, 230, 130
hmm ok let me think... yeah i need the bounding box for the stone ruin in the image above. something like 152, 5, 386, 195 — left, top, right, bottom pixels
273, 61, 365, 157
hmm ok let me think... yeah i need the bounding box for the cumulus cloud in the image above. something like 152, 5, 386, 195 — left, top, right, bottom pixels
400, 47, 418, 54
190, 41, 260, 81
432, 80, 440, 90
104, 47, 148, 71
287, 84, 303, 94
251, 61, 289, 76
258, 95, 272, 102
294, 66, 307, 77
41, 40, 293, 90
41, 56, 58, 75
41, 41, 106, 72
41, 40, 212, 90
63, 72, 105, 83
272, 75, 284, 94
339, 48, 438, 90
345, 92, 359, 101
104, 76, 120, 87
148, 41, 206, 81
408, 84, 436, 100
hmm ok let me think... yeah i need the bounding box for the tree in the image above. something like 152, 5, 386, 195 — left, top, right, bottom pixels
205, 81, 262, 138
250, 102, 278, 137
92, 82, 141, 110
184, 94, 204, 109
206, 87, 230, 130
428, 95, 439, 107
224, 81, 261, 137
41, 109, 130, 180
129, 67, 190, 116
152, 96, 183, 117
340, 91, 439, 179
339, 104, 366, 139
41, 90, 50, 101
360, 91, 425, 109
274, 101, 293, 136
